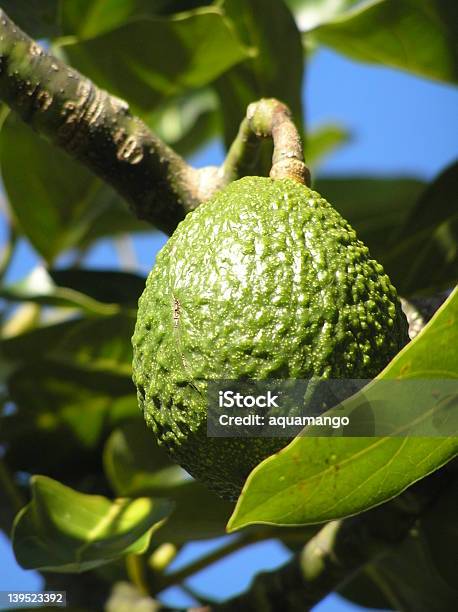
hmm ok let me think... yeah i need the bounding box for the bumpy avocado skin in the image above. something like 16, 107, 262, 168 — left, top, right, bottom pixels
132, 177, 409, 500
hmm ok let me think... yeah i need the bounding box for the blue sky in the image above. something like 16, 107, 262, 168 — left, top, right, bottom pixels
1, 46, 457, 610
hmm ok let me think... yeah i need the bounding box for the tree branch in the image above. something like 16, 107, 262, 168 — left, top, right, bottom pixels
0, 10, 217, 235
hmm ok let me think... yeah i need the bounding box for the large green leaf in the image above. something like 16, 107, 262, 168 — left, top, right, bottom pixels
0, 114, 131, 262
315, 176, 425, 264
0, 0, 60, 38
227, 288, 458, 530
63, 8, 250, 114
216, 0, 304, 174
382, 160, 458, 295
309, 0, 458, 84
12, 476, 172, 572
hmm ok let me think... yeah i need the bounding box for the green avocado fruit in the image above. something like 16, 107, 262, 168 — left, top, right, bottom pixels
132, 176, 409, 500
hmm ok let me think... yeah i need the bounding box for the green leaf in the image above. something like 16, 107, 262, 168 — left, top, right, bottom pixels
76, 199, 153, 249
61, 0, 213, 39
2, 313, 135, 376
103, 419, 233, 543
309, 0, 458, 84
0, 0, 60, 39
48, 268, 146, 306
227, 288, 458, 530
422, 477, 458, 590
154, 481, 234, 544
0, 268, 127, 316
12, 476, 172, 572
305, 124, 351, 168
0, 114, 128, 262
216, 0, 304, 174
63, 8, 250, 114
147, 88, 219, 157
1, 314, 137, 474
339, 567, 394, 610
2, 363, 136, 477
364, 482, 458, 611
315, 176, 425, 263
104, 420, 190, 497
382, 160, 458, 295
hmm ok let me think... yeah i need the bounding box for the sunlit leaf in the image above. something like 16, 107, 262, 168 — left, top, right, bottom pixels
12, 476, 172, 572
228, 288, 458, 530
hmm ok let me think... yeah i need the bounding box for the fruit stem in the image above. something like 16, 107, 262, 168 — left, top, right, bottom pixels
222, 98, 311, 186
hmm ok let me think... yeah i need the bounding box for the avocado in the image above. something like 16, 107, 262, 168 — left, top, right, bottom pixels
132, 177, 409, 500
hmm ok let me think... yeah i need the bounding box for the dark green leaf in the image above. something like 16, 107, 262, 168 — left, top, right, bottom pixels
216, 0, 303, 175
104, 420, 190, 497
228, 288, 458, 530
339, 567, 395, 610
315, 176, 425, 263
310, 0, 458, 84
422, 478, 458, 590
77, 198, 153, 249
64, 8, 250, 114
383, 161, 458, 295
154, 481, 234, 544
1, 314, 137, 473
103, 419, 233, 543
0, 114, 128, 262
61, 0, 213, 39
0, 0, 60, 39
49, 269, 146, 306
12, 476, 172, 572
2, 313, 135, 376
147, 88, 219, 157
2, 362, 137, 476
365, 485, 458, 611
0, 268, 126, 316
